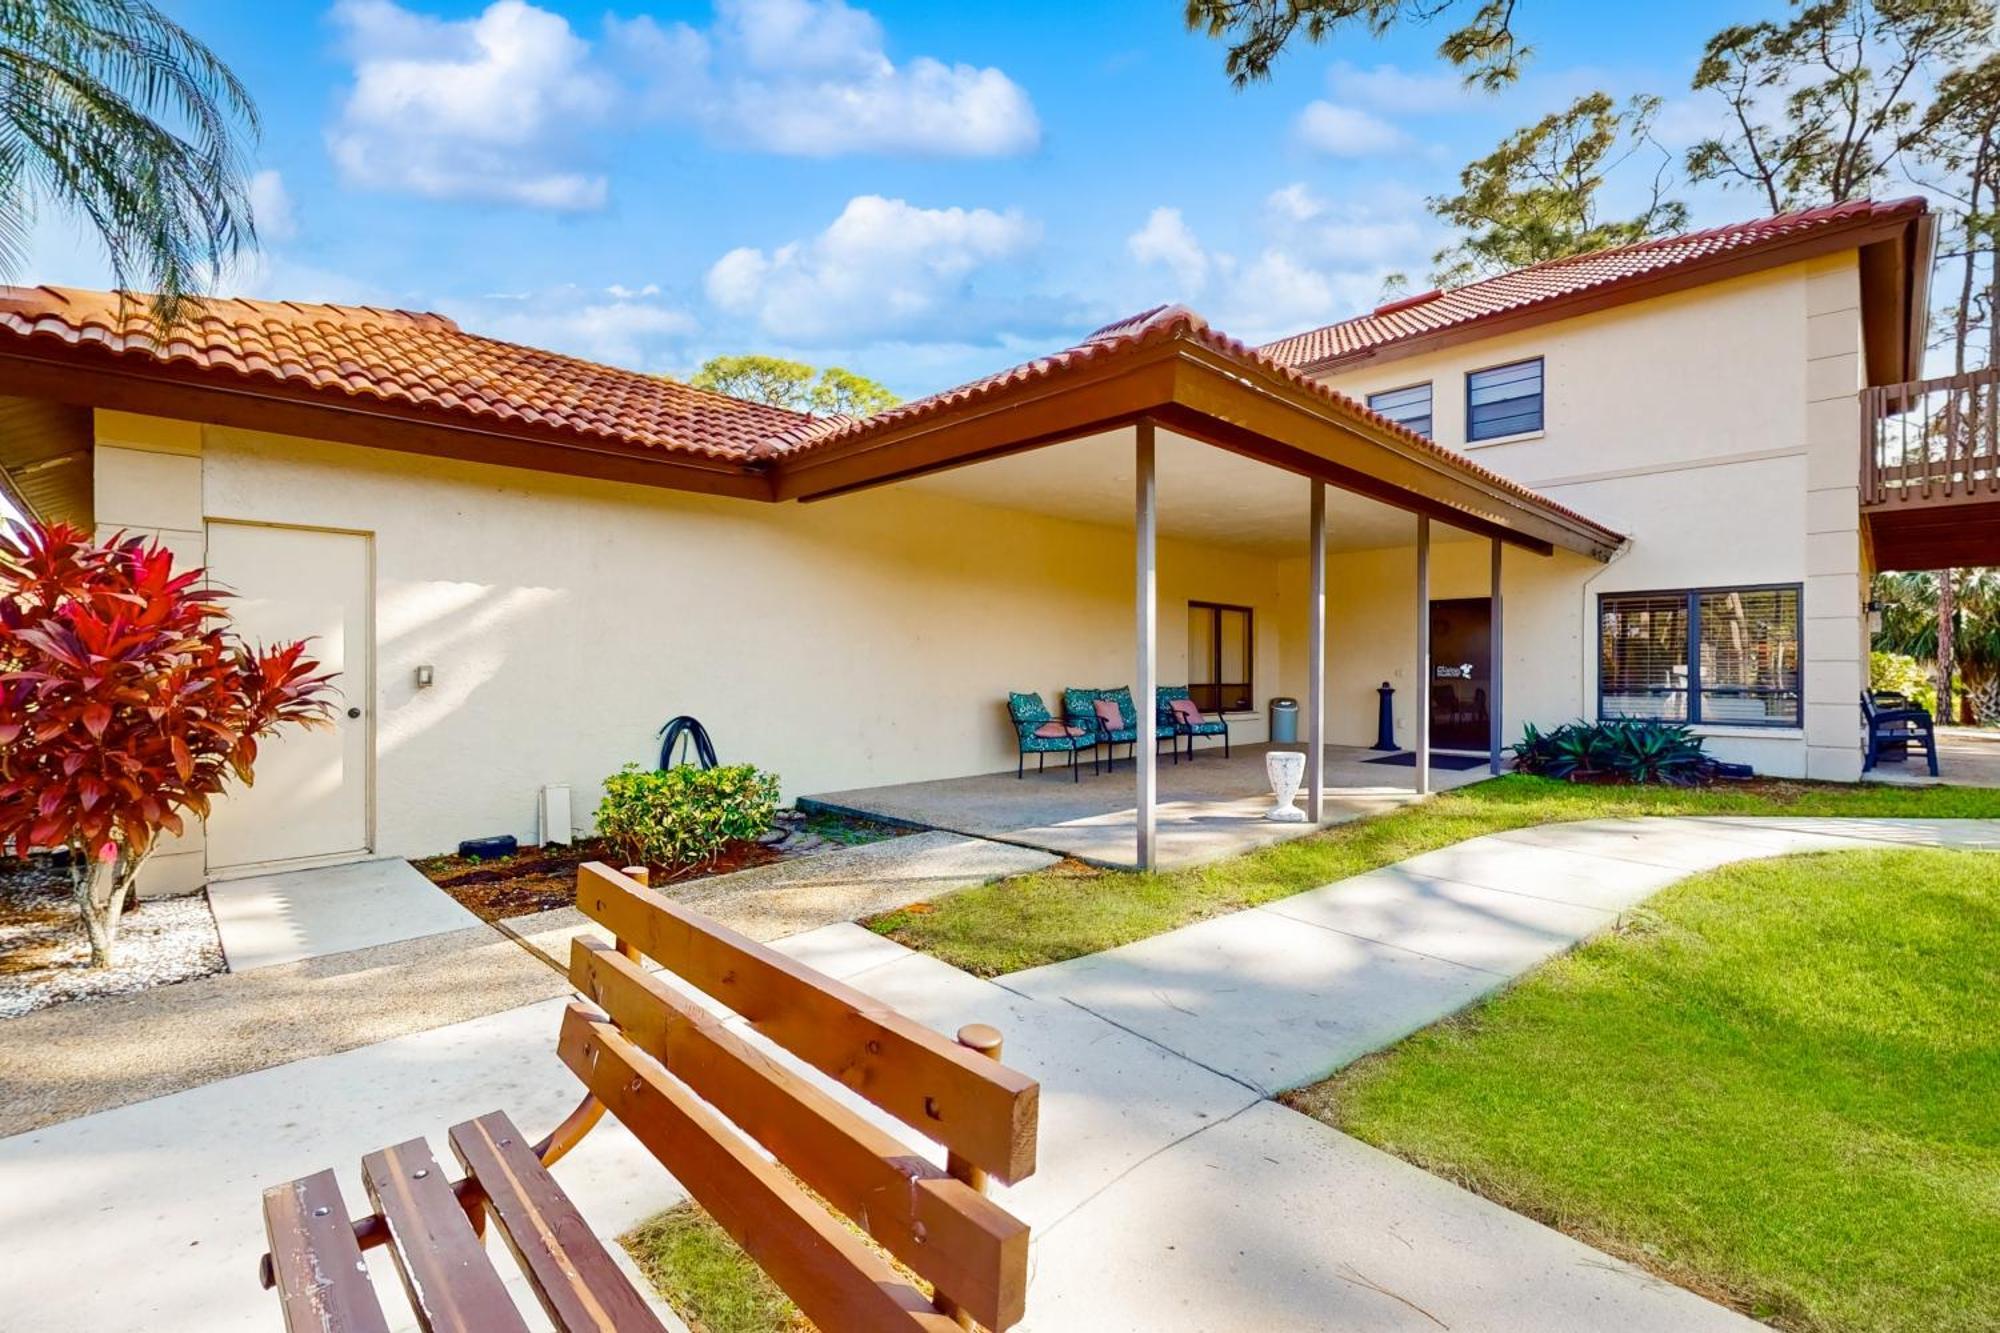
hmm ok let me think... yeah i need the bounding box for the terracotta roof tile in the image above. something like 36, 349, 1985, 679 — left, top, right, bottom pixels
0, 285, 807, 463
1261, 197, 1927, 369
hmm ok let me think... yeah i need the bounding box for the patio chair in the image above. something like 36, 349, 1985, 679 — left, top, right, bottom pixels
1007, 691, 1093, 781
1157, 685, 1230, 760
1064, 686, 1177, 771
1862, 690, 1938, 776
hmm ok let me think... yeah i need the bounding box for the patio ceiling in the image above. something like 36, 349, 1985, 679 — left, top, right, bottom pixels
904, 429, 1489, 554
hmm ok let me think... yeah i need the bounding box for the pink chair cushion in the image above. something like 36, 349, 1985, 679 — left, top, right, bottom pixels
1170, 697, 1205, 725
1094, 698, 1126, 730
1032, 721, 1084, 739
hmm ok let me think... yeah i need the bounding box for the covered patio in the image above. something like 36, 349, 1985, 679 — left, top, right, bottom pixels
778, 306, 1625, 869
805, 741, 1492, 869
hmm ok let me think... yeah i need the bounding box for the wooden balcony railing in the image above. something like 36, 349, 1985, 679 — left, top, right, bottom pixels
1862, 368, 2000, 506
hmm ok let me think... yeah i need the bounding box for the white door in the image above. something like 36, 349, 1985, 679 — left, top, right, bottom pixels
204, 523, 371, 871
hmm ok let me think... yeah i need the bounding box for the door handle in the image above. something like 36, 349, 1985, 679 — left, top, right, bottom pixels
346, 707, 362, 719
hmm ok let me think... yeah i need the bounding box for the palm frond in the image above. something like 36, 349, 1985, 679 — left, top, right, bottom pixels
0, 0, 259, 329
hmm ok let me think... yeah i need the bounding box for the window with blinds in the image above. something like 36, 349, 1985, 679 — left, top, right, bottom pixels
1366, 382, 1434, 439
1466, 358, 1544, 441
1598, 586, 1801, 727
1188, 602, 1253, 713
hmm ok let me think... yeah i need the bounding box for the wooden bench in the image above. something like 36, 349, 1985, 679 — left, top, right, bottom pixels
257, 862, 1039, 1332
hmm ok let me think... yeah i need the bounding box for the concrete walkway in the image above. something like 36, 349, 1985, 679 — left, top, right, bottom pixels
207, 857, 482, 970
6, 817, 1989, 1330
1002, 816, 2000, 1094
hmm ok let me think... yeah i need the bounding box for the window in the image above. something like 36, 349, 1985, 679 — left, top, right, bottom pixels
1367, 382, 1434, 439
1466, 357, 1544, 441
1188, 602, 1253, 714
1598, 585, 1801, 727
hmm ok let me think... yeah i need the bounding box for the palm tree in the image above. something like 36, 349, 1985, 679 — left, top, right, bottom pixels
0, 0, 259, 327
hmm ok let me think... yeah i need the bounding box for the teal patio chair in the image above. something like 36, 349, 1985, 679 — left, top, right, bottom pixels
1007, 691, 1093, 780
1064, 686, 1177, 771
1158, 685, 1230, 760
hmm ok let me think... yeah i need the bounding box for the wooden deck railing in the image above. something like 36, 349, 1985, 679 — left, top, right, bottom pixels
1862, 368, 2000, 506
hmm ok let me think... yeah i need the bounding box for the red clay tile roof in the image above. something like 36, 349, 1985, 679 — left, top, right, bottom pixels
0, 285, 808, 462
783, 304, 1625, 543
1260, 197, 1928, 370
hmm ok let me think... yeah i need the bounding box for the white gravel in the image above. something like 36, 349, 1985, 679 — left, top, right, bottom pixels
0, 892, 226, 1019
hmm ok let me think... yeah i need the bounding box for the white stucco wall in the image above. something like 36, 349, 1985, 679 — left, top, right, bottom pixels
1312, 256, 1866, 778
109, 422, 1303, 866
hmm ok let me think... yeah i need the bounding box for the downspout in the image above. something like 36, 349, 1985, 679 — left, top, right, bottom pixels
1576, 538, 1636, 722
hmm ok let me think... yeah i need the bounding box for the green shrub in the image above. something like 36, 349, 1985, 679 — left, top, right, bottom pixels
1512, 718, 1708, 785
596, 763, 779, 869
1870, 651, 1938, 717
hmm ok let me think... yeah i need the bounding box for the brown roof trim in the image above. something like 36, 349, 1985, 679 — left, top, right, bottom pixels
776, 313, 1622, 560
0, 338, 775, 501
1291, 203, 1927, 377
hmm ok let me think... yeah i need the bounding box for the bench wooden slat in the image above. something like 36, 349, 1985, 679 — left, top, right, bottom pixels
262, 1170, 393, 1333
576, 861, 1039, 1183
557, 1003, 963, 1333
361, 1138, 531, 1333
447, 1111, 669, 1333
572, 938, 1030, 1330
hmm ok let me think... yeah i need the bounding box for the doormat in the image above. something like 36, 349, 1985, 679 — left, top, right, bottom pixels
1363, 751, 1493, 771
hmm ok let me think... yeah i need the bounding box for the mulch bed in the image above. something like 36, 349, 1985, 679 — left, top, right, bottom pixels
413, 809, 910, 924
0, 857, 226, 1018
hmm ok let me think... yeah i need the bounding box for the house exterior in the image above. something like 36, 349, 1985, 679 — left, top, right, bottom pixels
0, 195, 1981, 890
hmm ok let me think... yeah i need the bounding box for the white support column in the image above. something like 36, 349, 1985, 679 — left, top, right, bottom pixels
1307, 480, 1327, 822
1135, 421, 1158, 870
1414, 514, 1431, 796
1489, 537, 1504, 775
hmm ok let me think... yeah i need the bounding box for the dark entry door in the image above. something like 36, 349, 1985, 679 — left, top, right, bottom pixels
1429, 597, 1493, 751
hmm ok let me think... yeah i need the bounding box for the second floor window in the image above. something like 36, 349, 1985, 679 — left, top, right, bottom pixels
1366, 382, 1434, 439
1467, 357, 1544, 441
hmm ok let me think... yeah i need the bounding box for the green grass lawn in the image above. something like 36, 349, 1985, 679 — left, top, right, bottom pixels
1285, 848, 1999, 1333
622, 1205, 807, 1333
867, 774, 2000, 976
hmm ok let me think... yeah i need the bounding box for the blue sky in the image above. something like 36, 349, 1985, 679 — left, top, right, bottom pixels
26, 0, 1792, 397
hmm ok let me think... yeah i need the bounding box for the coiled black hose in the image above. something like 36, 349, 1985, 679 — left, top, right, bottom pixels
657, 715, 719, 770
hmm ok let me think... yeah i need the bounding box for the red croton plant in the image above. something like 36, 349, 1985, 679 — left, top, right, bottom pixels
0, 522, 335, 968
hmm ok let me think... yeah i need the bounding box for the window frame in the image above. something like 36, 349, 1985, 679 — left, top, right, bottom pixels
1595, 582, 1804, 729
1365, 380, 1435, 440
1187, 600, 1254, 715
1464, 356, 1545, 443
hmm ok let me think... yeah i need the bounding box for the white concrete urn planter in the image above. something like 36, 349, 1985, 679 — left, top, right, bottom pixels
1264, 750, 1308, 822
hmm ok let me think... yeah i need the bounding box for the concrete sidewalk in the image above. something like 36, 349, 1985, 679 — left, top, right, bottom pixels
1001, 816, 2000, 1093
10, 817, 1986, 1330
207, 857, 482, 970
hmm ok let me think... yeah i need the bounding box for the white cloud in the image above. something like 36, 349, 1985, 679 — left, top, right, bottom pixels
1295, 100, 1411, 157
1127, 208, 1209, 297
448, 285, 697, 368
328, 0, 614, 210
610, 0, 1038, 157
1124, 185, 1437, 342
1325, 62, 1479, 115
248, 170, 296, 241
706, 195, 1041, 341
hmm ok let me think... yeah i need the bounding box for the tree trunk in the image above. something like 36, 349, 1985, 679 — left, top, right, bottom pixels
1937, 570, 1957, 724
68, 852, 120, 970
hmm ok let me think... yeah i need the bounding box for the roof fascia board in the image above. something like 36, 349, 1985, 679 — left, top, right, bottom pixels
1164, 347, 1606, 558
771, 348, 1182, 501
0, 343, 777, 501
1297, 211, 1922, 377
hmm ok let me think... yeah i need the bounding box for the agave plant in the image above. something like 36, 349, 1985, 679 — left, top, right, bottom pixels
1512, 718, 1708, 785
